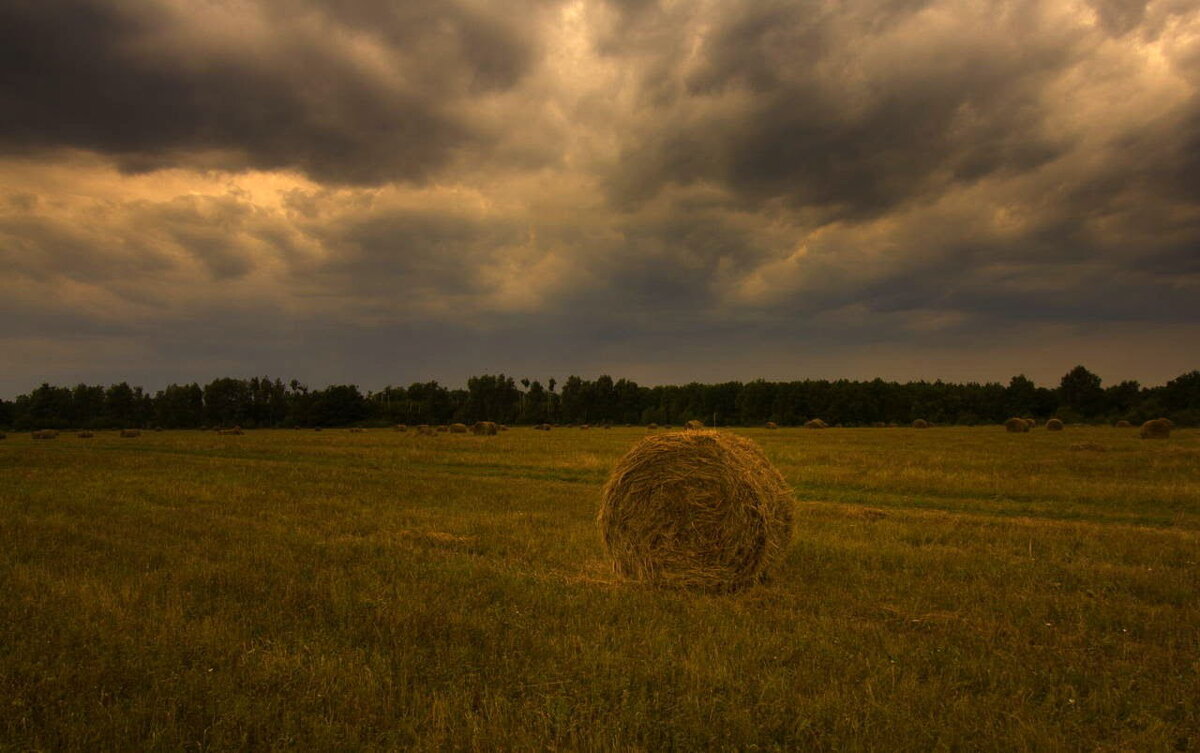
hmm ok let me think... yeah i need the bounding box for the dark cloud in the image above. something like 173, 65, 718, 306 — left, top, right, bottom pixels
0, 0, 549, 184
0, 0, 1197, 394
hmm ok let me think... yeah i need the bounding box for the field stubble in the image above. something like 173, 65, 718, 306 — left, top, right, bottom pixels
1, 427, 1197, 751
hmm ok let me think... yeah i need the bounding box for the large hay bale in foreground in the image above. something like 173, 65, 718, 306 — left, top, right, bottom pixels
471, 421, 498, 436
1005, 417, 1029, 433
1139, 418, 1171, 439
1115, 420, 1132, 428
599, 430, 794, 591
804, 419, 827, 429
449, 423, 468, 434
685, 419, 705, 430
1046, 418, 1064, 432
912, 419, 929, 429
120, 429, 140, 438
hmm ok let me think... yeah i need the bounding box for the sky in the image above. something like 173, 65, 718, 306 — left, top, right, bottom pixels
2, 0, 1198, 396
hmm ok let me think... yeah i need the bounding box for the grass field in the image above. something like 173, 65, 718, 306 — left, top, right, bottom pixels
1, 426, 1197, 751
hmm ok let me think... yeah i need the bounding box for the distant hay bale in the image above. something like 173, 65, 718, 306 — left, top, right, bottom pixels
437, 425, 449, 433
912, 419, 929, 429
1115, 420, 1132, 428
1046, 418, 1064, 432
598, 430, 794, 591
31, 430, 58, 439
416, 424, 435, 436
77, 431, 94, 438
394, 424, 408, 432
349, 427, 365, 433
314, 427, 323, 432
120, 429, 140, 438
534, 423, 551, 431
580, 424, 591, 430
1005, 417, 1030, 433
1139, 418, 1171, 439
217, 427, 243, 436
804, 419, 827, 429
449, 423, 468, 434
646, 423, 659, 430
765, 422, 778, 429
685, 419, 705, 430
471, 421, 498, 436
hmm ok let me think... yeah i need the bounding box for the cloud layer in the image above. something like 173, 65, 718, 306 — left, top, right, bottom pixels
2, 0, 1198, 393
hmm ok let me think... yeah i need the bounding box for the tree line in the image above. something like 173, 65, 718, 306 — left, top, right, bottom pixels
1, 367, 1197, 431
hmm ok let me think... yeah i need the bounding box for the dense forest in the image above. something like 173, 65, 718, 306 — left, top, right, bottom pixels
2, 366, 1197, 430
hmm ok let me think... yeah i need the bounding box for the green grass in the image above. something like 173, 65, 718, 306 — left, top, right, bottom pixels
1, 426, 1197, 751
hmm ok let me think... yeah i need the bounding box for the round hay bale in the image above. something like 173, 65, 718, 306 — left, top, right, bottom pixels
534, 423, 551, 431
804, 419, 827, 429
646, 423, 658, 430
32, 429, 59, 439
1139, 418, 1171, 439
416, 424, 435, 436
394, 424, 408, 432
685, 419, 705, 430
580, 424, 590, 430
912, 419, 929, 429
349, 427, 365, 433
1115, 420, 1132, 428
765, 421, 778, 430
120, 429, 140, 438
598, 430, 794, 591
449, 423, 468, 434
471, 421, 498, 436
1004, 417, 1029, 433
76, 431, 94, 438
1046, 418, 1064, 432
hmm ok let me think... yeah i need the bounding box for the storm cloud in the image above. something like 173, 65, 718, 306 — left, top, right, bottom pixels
1, 0, 1197, 393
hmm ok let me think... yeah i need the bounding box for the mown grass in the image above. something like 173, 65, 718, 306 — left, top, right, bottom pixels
1, 426, 1197, 751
